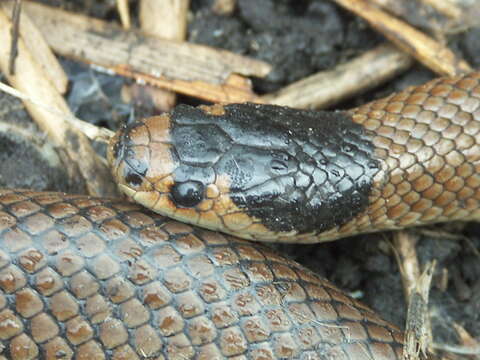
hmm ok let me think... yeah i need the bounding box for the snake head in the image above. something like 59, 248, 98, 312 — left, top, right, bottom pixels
108, 103, 379, 243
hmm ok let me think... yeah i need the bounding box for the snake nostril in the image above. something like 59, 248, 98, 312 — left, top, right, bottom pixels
171, 181, 205, 208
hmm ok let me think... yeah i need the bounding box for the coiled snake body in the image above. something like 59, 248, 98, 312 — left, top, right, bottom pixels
1, 72, 479, 359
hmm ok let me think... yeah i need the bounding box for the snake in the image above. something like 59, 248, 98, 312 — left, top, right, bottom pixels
0, 71, 479, 359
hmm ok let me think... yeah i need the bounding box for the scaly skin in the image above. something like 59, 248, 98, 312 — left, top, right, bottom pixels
0, 189, 403, 359
109, 73, 480, 243
3, 72, 479, 359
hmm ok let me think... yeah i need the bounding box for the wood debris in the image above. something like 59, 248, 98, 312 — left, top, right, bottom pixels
391, 232, 435, 360
262, 44, 412, 109
116, 0, 131, 29
403, 261, 436, 360
0, 1, 68, 94
212, 0, 237, 15
332, 0, 471, 76
0, 6, 117, 197
136, 0, 189, 111
23, 1, 270, 103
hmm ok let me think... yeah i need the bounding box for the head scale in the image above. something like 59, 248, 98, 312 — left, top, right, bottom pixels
107, 103, 379, 243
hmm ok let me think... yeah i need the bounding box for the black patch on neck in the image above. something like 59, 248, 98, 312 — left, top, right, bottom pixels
169, 103, 380, 235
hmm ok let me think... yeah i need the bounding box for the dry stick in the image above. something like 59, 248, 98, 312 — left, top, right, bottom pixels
370, 0, 461, 20
262, 44, 412, 109
1, 1, 68, 94
404, 261, 436, 360
8, 0, 21, 75
23, 1, 270, 104
116, 0, 131, 29
332, 0, 471, 76
392, 231, 421, 298
0, 8, 118, 197
432, 323, 480, 356
140, 0, 189, 41
418, 0, 461, 19
138, 0, 189, 111
212, 0, 237, 15
392, 232, 435, 360
0, 81, 113, 141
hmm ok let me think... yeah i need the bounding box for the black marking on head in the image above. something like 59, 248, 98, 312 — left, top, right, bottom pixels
168, 104, 380, 236
115, 123, 150, 189
171, 181, 205, 208
173, 124, 231, 164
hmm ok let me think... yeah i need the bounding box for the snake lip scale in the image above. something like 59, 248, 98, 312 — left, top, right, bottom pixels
1, 72, 480, 359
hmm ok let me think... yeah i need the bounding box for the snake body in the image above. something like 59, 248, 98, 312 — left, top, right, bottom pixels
0, 189, 404, 360
109, 72, 480, 243
1, 72, 479, 359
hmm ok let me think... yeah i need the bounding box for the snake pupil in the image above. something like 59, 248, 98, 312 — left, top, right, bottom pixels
171, 181, 205, 208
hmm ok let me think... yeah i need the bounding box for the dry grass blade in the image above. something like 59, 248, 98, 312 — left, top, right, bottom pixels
392, 231, 420, 298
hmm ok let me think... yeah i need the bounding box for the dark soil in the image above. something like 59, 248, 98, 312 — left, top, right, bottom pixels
2, 0, 480, 351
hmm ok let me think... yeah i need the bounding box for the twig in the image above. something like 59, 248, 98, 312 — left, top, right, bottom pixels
262, 44, 412, 109
139, 0, 189, 40
212, 0, 236, 15
391, 232, 438, 360
0, 81, 113, 141
418, 0, 461, 19
432, 323, 480, 355
332, 0, 471, 76
0, 8, 117, 197
116, 0, 130, 29
370, 0, 461, 20
137, 0, 189, 111
8, 0, 21, 75
404, 261, 436, 360
23, 1, 269, 103
1, 0, 68, 94
392, 231, 420, 298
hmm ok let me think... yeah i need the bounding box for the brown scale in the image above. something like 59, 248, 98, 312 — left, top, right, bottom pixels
3, 73, 480, 359
305, 72, 480, 242
0, 190, 405, 360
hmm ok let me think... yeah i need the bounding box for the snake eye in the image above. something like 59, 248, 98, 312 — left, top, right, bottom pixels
171, 181, 205, 208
